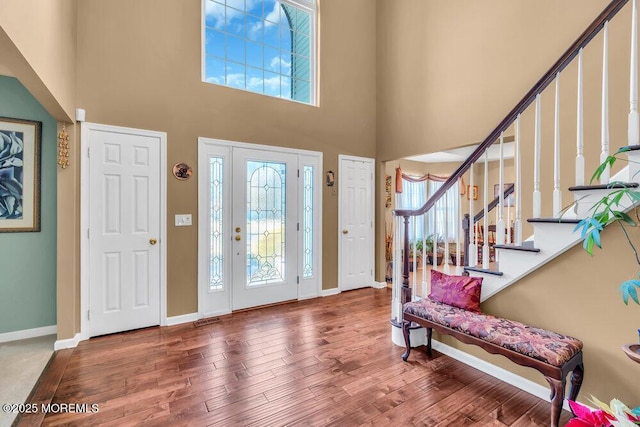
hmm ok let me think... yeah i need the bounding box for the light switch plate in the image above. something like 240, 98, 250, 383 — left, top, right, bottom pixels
175, 214, 192, 226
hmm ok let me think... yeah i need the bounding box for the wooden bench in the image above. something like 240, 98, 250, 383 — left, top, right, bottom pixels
401, 298, 584, 427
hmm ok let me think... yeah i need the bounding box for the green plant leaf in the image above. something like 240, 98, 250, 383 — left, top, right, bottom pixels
590, 155, 617, 183
613, 211, 636, 226
620, 280, 640, 305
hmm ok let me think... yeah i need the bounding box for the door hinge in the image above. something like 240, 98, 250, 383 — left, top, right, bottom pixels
87, 310, 90, 320
297, 222, 299, 231
297, 276, 299, 284
297, 169, 300, 178
87, 229, 90, 239
87, 147, 90, 158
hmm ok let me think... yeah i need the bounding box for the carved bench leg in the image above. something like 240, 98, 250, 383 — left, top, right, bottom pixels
401, 320, 411, 361
545, 376, 566, 427
425, 327, 433, 356
568, 363, 584, 402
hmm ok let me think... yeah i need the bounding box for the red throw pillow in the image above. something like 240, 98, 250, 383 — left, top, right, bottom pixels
429, 270, 483, 313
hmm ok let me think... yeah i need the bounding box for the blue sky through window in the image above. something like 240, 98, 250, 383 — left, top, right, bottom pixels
204, 0, 313, 103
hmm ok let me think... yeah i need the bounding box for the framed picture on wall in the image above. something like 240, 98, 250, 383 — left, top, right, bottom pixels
466, 185, 478, 200
0, 116, 42, 232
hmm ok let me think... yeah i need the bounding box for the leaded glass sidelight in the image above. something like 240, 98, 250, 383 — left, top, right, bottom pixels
302, 165, 313, 278
246, 160, 287, 286
209, 156, 224, 291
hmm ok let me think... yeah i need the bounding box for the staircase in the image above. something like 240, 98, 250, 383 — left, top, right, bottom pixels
391, 0, 640, 335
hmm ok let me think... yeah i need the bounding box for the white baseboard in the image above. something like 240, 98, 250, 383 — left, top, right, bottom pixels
166, 312, 198, 326
54, 332, 84, 350
431, 339, 570, 411
0, 325, 57, 344
372, 281, 387, 289
321, 287, 340, 297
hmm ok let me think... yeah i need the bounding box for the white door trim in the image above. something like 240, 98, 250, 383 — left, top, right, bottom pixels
338, 154, 375, 291
80, 122, 167, 340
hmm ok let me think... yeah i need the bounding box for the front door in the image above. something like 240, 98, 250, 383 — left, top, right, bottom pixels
86, 124, 163, 337
231, 148, 298, 310
199, 140, 320, 316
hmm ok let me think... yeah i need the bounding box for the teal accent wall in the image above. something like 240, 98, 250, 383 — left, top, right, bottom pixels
0, 76, 57, 334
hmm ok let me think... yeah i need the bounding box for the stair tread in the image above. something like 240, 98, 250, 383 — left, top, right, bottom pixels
527, 217, 582, 224
493, 244, 541, 253
568, 182, 639, 191
463, 266, 504, 276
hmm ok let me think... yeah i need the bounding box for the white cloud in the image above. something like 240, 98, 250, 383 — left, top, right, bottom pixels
270, 56, 291, 73
204, 1, 226, 30
206, 75, 224, 85
225, 72, 245, 88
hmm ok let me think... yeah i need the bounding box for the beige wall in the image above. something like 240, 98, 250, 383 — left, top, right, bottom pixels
0, 0, 77, 121
377, 0, 639, 406
376, 0, 610, 161
74, 0, 377, 317
0, 0, 79, 339
439, 217, 640, 405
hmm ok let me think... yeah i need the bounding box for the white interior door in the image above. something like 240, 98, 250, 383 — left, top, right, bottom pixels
232, 148, 298, 310
339, 155, 374, 291
86, 125, 163, 337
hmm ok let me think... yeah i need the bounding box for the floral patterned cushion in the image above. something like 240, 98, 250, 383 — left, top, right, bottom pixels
429, 270, 483, 313
404, 298, 583, 367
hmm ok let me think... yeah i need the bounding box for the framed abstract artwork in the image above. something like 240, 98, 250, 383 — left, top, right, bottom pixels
0, 116, 42, 232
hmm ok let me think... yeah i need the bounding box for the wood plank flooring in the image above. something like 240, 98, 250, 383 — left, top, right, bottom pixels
17, 288, 573, 426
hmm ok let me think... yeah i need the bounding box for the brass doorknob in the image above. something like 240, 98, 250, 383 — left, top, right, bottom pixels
235, 235, 241, 241
235, 227, 241, 233
342, 229, 349, 234
149, 238, 157, 245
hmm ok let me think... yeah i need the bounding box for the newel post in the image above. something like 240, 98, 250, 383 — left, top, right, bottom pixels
401, 215, 412, 305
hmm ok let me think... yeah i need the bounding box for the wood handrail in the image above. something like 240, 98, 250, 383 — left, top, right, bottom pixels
393, 0, 629, 220
472, 184, 515, 224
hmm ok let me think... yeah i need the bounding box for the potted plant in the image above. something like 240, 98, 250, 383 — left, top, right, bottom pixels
575, 146, 640, 307
424, 234, 445, 266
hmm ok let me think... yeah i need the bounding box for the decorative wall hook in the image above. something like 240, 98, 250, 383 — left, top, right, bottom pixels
57, 122, 70, 169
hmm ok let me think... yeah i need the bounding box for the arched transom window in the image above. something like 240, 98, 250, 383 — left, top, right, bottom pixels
203, 0, 316, 105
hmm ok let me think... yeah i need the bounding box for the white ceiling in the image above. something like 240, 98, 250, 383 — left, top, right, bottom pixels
405, 141, 515, 164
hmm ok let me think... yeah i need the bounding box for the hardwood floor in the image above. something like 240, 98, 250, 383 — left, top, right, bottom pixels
17, 288, 572, 426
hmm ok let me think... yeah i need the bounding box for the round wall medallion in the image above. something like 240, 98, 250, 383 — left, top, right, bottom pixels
172, 162, 192, 181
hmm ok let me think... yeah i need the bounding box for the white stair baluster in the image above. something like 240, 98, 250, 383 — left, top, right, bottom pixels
533, 93, 542, 218
444, 190, 449, 268
482, 151, 490, 269
456, 186, 461, 268
601, 22, 611, 184
631, 0, 640, 147
421, 212, 426, 297
496, 132, 505, 248
411, 216, 416, 296
553, 73, 562, 217
514, 114, 523, 245
468, 163, 476, 266
576, 48, 585, 187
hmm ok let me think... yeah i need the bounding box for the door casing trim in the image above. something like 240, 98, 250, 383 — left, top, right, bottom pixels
80, 122, 168, 340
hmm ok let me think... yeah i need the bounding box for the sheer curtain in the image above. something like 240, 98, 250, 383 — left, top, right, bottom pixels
398, 180, 427, 239
428, 180, 459, 242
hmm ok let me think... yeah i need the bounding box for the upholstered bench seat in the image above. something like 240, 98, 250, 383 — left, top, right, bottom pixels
402, 297, 584, 427
403, 298, 583, 367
